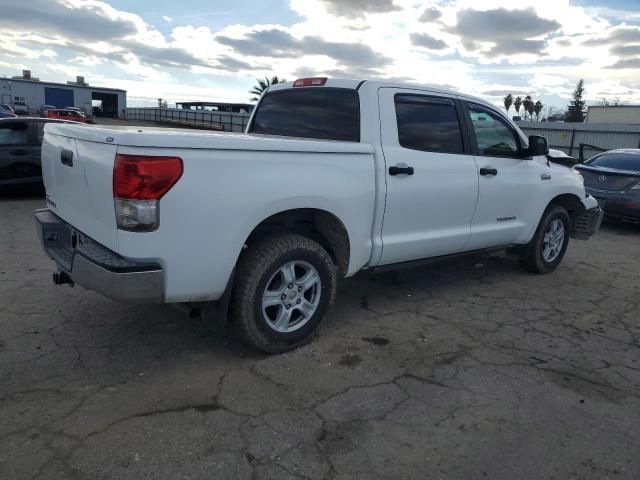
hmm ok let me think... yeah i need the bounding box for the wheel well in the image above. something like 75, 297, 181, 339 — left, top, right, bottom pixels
244, 209, 350, 276
548, 193, 586, 229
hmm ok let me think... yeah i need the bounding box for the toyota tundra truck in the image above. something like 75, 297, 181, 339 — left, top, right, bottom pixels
34, 77, 602, 352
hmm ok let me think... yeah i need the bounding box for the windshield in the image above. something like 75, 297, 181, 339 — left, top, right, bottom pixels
249, 87, 360, 142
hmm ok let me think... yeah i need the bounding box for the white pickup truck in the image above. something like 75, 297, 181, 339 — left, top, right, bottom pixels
34, 78, 602, 352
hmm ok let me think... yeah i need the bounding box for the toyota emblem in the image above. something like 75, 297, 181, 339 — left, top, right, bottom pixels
598, 175, 607, 182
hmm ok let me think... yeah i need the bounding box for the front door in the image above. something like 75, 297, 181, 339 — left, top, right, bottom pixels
463, 102, 542, 249
377, 88, 479, 265
0, 120, 35, 185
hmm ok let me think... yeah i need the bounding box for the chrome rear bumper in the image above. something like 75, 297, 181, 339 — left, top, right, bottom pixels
33, 209, 163, 303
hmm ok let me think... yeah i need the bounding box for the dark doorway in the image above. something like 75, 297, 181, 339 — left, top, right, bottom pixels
91, 92, 118, 118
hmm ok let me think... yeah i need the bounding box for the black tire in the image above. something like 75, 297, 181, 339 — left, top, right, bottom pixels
230, 234, 337, 353
520, 206, 571, 274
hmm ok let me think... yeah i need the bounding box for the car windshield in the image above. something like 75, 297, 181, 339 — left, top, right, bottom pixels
586, 151, 640, 172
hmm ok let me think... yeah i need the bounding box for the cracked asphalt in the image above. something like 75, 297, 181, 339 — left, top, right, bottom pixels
1, 192, 639, 480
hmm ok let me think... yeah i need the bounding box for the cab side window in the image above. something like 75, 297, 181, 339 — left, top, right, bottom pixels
468, 104, 520, 158
0, 122, 29, 145
395, 95, 464, 154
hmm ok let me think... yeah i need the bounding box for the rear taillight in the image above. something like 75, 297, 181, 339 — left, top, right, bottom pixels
114, 154, 183, 200
293, 77, 328, 87
113, 154, 183, 231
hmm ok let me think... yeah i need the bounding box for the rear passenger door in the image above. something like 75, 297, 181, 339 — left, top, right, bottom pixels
377, 89, 479, 265
0, 120, 35, 184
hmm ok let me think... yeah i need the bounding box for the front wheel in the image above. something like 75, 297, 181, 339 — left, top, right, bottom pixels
230, 234, 337, 353
520, 206, 571, 274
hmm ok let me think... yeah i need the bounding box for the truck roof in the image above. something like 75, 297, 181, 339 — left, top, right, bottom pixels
268, 78, 496, 110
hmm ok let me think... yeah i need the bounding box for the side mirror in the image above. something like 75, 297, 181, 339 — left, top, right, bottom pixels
528, 135, 549, 156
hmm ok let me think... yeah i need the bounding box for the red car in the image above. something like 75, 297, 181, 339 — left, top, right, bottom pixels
47, 109, 93, 123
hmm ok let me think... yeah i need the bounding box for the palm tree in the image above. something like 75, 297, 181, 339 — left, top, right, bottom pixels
503, 94, 513, 114
522, 95, 533, 120
514, 96, 523, 118
249, 75, 286, 102
533, 101, 543, 121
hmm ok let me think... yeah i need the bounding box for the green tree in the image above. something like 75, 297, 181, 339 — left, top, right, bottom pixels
565, 79, 586, 122
249, 75, 286, 102
533, 100, 543, 121
513, 96, 523, 118
503, 94, 513, 114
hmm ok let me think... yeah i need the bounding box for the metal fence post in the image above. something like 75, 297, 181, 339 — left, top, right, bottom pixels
568, 129, 576, 157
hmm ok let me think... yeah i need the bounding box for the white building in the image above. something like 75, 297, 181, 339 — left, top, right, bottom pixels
586, 105, 640, 124
0, 71, 126, 118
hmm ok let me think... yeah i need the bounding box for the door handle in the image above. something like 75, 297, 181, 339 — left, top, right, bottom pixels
10, 149, 29, 156
389, 165, 414, 176
480, 167, 498, 176
61, 149, 73, 167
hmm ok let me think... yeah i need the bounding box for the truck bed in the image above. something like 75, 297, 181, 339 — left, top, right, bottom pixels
41, 123, 377, 302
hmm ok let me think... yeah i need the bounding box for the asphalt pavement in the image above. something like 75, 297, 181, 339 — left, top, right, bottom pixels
1, 193, 639, 479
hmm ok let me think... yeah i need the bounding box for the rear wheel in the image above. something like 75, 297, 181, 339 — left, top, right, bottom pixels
230, 234, 337, 353
520, 206, 571, 274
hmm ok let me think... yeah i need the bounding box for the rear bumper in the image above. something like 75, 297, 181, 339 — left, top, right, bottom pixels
33, 208, 164, 303
572, 206, 604, 240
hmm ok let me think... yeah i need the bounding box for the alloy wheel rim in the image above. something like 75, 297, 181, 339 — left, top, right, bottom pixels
261, 261, 322, 333
542, 219, 565, 263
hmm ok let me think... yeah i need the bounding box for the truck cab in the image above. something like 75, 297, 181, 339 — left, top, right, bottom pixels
253, 78, 600, 266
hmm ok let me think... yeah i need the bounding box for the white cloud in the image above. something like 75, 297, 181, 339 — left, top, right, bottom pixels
0, 37, 59, 60
0, 0, 638, 107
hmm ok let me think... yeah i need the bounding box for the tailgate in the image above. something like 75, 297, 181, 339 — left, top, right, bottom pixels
42, 127, 119, 251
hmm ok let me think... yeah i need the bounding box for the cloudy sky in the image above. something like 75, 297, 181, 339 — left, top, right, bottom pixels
0, 0, 639, 110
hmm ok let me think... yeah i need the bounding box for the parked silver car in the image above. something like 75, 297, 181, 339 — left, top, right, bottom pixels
12, 101, 28, 115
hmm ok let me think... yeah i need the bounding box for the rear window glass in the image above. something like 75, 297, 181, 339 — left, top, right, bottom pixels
250, 88, 360, 142
587, 152, 640, 171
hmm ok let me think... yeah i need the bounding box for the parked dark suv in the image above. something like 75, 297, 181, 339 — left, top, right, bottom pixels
0, 118, 77, 187
575, 149, 640, 223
